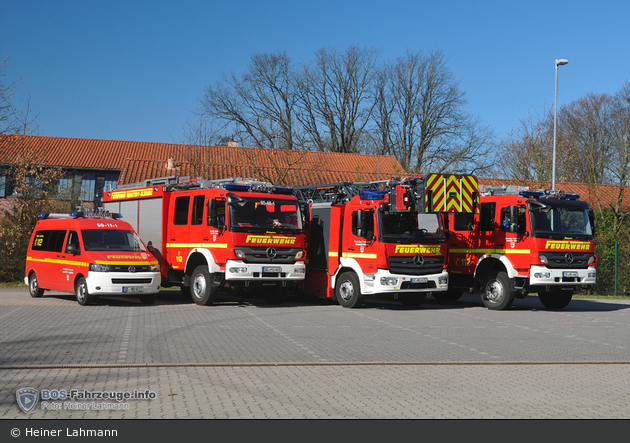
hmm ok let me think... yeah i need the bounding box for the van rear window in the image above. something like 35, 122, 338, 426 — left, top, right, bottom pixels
31, 230, 67, 252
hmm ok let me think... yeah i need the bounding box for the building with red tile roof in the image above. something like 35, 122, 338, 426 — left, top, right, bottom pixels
1, 134, 628, 212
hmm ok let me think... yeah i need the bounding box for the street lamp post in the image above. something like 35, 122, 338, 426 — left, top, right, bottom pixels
552, 58, 569, 191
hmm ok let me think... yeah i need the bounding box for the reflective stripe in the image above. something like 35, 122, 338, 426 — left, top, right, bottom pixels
449, 248, 531, 255
342, 252, 378, 259
166, 243, 228, 249
328, 252, 339, 257
26, 257, 89, 267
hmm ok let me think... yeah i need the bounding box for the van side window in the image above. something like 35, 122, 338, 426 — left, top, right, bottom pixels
32, 230, 67, 252
191, 195, 205, 226
174, 196, 190, 225
66, 230, 81, 254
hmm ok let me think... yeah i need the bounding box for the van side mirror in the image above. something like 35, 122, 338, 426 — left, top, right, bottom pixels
66, 243, 79, 255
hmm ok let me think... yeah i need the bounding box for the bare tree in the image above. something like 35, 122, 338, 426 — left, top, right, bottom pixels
295, 45, 381, 153
200, 51, 298, 150
1, 57, 20, 135
495, 107, 554, 184
371, 50, 495, 174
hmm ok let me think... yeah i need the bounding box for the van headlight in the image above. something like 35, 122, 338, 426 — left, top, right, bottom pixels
151, 265, 160, 272
89, 263, 110, 272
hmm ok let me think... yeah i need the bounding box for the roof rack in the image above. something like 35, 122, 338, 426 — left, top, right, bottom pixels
112, 175, 294, 195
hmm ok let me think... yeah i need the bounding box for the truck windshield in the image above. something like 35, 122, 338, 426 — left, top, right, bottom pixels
81, 230, 147, 251
229, 198, 303, 234
529, 202, 593, 239
379, 210, 445, 243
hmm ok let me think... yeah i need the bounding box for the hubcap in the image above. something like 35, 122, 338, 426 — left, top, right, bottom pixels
193, 274, 206, 299
485, 280, 504, 303
77, 283, 86, 302
339, 280, 354, 301
30, 276, 37, 293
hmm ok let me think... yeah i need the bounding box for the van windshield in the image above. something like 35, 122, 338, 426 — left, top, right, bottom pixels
81, 230, 147, 252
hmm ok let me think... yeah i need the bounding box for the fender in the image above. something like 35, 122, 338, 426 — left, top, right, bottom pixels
474, 253, 519, 281
185, 248, 221, 274
333, 257, 368, 293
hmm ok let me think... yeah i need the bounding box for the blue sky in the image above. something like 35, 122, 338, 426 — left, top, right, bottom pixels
2, 0, 629, 144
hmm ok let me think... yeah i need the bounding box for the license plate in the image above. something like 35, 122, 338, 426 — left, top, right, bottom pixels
263, 267, 282, 273
563, 271, 578, 277
411, 277, 428, 283
123, 286, 144, 293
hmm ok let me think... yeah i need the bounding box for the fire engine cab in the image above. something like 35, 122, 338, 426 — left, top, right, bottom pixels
443, 185, 597, 310
294, 174, 478, 308
103, 176, 306, 305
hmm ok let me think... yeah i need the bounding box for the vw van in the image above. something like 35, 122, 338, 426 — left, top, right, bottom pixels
24, 211, 161, 305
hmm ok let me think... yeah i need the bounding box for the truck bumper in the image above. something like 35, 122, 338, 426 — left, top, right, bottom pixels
361, 269, 449, 295
529, 265, 596, 287
224, 260, 306, 282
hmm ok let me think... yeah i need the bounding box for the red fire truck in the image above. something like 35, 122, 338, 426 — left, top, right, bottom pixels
294, 174, 478, 308
102, 176, 306, 305
442, 185, 597, 310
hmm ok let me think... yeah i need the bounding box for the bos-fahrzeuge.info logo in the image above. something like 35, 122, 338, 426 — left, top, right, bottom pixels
16, 387, 156, 413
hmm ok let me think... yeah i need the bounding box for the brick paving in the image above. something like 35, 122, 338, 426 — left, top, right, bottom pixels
1, 288, 629, 419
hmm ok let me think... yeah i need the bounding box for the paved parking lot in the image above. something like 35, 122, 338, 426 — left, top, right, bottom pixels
1, 287, 630, 419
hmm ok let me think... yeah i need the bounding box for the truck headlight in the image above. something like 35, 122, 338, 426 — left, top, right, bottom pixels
380, 277, 398, 286
438, 276, 448, 285
534, 272, 551, 279
296, 250, 305, 259
89, 263, 110, 272
538, 254, 548, 264
234, 249, 246, 258
294, 267, 305, 274
229, 267, 248, 274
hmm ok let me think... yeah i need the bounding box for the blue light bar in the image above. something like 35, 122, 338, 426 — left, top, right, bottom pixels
360, 190, 385, 200
223, 184, 250, 192
519, 191, 544, 198
274, 187, 295, 195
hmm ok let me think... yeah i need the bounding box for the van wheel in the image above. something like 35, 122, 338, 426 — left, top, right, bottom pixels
28, 273, 44, 298
75, 277, 95, 306
190, 265, 217, 306
335, 272, 364, 308
481, 271, 515, 310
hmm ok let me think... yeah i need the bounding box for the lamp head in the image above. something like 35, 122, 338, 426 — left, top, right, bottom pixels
556, 59, 569, 66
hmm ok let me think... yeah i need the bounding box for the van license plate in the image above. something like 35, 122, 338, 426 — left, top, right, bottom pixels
411, 277, 428, 283
123, 287, 144, 293
563, 272, 578, 277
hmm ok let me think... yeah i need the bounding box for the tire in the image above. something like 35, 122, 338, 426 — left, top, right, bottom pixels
432, 290, 463, 302
538, 288, 573, 310
140, 294, 157, 305
28, 272, 44, 298
335, 272, 364, 308
75, 276, 96, 306
398, 292, 426, 307
481, 271, 515, 310
190, 265, 217, 306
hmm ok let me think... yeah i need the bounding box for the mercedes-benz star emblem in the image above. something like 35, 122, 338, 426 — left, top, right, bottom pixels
414, 254, 424, 267
266, 247, 277, 259
565, 253, 574, 264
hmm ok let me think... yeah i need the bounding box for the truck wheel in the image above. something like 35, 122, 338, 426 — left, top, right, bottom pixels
28, 272, 44, 298
538, 288, 573, 310
398, 292, 426, 307
75, 277, 96, 306
335, 272, 364, 308
481, 271, 515, 310
190, 265, 217, 306
432, 290, 463, 302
